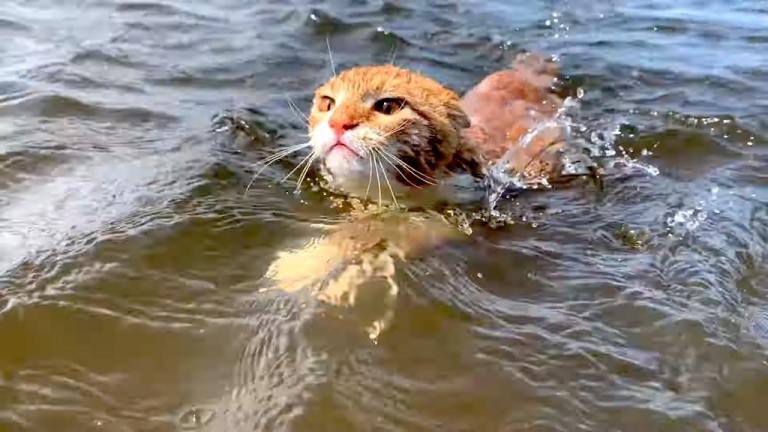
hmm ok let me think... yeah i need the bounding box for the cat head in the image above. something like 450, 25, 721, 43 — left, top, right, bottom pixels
307, 65, 481, 202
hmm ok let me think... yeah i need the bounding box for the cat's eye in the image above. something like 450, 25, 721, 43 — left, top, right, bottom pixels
373, 98, 407, 115
317, 96, 335, 112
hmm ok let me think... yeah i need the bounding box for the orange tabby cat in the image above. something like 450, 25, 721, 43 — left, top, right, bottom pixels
266, 54, 571, 322
307, 53, 565, 205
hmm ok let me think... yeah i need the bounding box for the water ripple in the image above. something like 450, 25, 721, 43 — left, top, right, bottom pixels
1, 0, 768, 430
0, 93, 177, 123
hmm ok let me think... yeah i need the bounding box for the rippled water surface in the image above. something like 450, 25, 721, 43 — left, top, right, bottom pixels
1, 0, 767, 431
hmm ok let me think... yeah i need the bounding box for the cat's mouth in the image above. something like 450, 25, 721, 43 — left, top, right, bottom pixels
326, 141, 360, 158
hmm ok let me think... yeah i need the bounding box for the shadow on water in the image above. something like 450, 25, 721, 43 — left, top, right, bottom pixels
1, 0, 768, 431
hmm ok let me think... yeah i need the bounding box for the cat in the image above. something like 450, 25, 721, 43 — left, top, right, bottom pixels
264, 54, 576, 332
305, 52, 567, 206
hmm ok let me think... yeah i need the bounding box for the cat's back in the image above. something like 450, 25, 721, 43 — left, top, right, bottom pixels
460, 53, 564, 178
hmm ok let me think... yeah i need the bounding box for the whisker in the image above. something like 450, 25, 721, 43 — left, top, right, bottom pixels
251, 146, 309, 174
376, 147, 428, 181
388, 158, 437, 185
365, 149, 374, 198
326, 35, 337, 77
295, 151, 319, 192
377, 152, 399, 207
382, 151, 437, 184
259, 142, 309, 163
376, 150, 422, 188
281, 150, 315, 183
245, 143, 311, 195
284, 96, 309, 124
373, 152, 383, 207
377, 147, 438, 185
380, 122, 409, 139
388, 41, 399, 65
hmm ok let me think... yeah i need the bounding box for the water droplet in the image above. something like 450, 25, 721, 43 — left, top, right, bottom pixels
179, 407, 215, 430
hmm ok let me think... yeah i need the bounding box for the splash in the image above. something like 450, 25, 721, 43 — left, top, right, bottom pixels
483, 93, 661, 213
484, 97, 584, 211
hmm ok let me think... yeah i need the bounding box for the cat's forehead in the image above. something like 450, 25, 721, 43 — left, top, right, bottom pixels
316, 65, 447, 100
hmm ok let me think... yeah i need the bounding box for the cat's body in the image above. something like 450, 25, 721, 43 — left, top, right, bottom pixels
307, 53, 565, 206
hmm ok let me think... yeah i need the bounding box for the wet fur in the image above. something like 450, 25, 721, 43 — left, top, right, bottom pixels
307, 53, 565, 201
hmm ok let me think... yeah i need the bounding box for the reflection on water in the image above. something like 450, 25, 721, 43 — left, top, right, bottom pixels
1, 0, 767, 431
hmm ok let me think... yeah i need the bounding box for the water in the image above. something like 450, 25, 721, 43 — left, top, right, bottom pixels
1, 0, 767, 430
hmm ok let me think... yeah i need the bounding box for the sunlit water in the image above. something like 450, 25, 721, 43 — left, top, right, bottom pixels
1, 0, 767, 431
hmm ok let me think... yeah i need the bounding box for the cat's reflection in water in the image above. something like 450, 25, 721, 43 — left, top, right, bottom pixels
266, 208, 461, 339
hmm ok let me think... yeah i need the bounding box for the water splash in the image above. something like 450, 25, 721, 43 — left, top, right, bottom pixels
484, 97, 583, 211
484, 94, 662, 213
666, 207, 707, 233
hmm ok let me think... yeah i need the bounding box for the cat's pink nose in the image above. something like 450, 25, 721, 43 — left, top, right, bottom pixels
328, 117, 358, 135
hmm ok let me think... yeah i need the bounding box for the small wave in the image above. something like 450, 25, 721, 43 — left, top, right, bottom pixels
369, 26, 412, 52
22, 63, 145, 94
0, 18, 31, 33
0, 93, 177, 124
115, 1, 225, 23
70, 49, 146, 69
305, 8, 363, 35
224, 293, 325, 431
380, 1, 414, 17
146, 71, 250, 89
0, 80, 34, 105
747, 306, 768, 347
0, 148, 73, 190
0, 361, 133, 431
744, 35, 768, 44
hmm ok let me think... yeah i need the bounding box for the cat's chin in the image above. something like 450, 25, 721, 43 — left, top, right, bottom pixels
324, 149, 365, 174
322, 152, 373, 194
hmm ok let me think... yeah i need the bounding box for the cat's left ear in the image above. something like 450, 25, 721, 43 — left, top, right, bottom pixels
446, 102, 470, 131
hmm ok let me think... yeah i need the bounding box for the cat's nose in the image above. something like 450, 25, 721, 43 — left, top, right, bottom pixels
328, 117, 359, 135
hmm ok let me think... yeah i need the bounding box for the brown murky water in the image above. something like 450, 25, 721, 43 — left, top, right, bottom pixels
1, 1, 767, 431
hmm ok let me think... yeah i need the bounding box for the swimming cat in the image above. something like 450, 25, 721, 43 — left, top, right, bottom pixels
265, 54, 573, 330
305, 52, 566, 206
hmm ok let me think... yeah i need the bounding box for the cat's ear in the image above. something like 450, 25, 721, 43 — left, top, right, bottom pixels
446, 102, 470, 131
